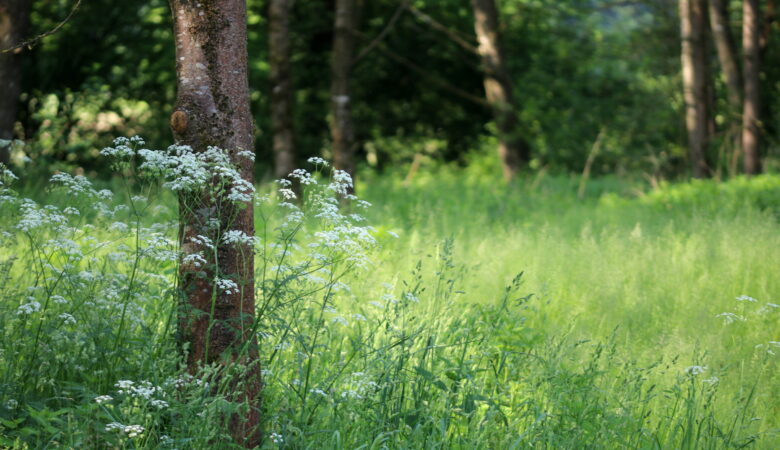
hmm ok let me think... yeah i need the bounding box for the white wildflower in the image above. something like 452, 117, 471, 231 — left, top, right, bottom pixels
307, 156, 328, 166
216, 278, 239, 295
58, 313, 76, 325
715, 312, 745, 324
685, 365, 707, 376
182, 252, 208, 268
269, 432, 284, 445
124, 424, 145, 438
17, 301, 41, 315
94, 395, 113, 404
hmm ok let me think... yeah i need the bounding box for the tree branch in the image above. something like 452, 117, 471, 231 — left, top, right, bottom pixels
406, 5, 479, 55
353, 0, 410, 63
351, 28, 489, 108
1, 0, 82, 54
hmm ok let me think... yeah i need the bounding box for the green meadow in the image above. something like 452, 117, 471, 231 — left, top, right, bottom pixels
1, 166, 778, 448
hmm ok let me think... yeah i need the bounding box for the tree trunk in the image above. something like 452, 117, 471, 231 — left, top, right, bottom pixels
330, 0, 357, 182
269, 0, 296, 180
742, 0, 761, 175
168, 0, 260, 446
708, 0, 741, 172
680, 0, 711, 178
0, 0, 31, 165
471, 0, 529, 181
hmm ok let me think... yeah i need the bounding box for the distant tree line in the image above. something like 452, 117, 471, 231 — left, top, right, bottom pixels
1, 0, 778, 179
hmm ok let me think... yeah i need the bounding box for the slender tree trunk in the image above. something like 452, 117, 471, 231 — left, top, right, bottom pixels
680, 0, 711, 178
742, 0, 761, 175
269, 0, 296, 179
708, 0, 742, 172
330, 0, 356, 181
168, 0, 260, 446
0, 0, 31, 165
471, 0, 529, 181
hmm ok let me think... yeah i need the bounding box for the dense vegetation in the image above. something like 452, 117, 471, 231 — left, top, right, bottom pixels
2, 0, 779, 448
1, 159, 779, 447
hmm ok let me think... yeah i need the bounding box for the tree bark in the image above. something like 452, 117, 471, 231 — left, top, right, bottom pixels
471, 0, 529, 181
168, 0, 260, 446
269, 0, 296, 179
742, 0, 761, 175
330, 0, 357, 181
0, 0, 31, 165
680, 0, 711, 178
708, 0, 741, 112
708, 0, 741, 172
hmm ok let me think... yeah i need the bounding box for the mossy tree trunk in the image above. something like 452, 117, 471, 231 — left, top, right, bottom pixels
330, 0, 357, 182
471, 0, 529, 181
168, 0, 261, 446
269, 0, 296, 180
0, 0, 31, 165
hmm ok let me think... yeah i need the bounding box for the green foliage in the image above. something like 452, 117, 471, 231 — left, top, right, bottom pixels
2, 155, 779, 447
19, 0, 777, 177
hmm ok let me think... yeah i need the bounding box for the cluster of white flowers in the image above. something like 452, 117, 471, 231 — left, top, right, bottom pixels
222, 229, 258, 246
189, 235, 215, 249
166, 373, 206, 389
216, 278, 239, 295
269, 432, 284, 445
115, 379, 164, 400
339, 372, 380, 400
237, 149, 255, 161
131, 142, 255, 204
328, 170, 353, 196
715, 312, 745, 324
736, 295, 758, 302
307, 156, 328, 166
17, 300, 41, 315
105, 422, 145, 438
182, 252, 208, 268
16, 200, 70, 233
288, 168, 316, 185
99, 136, 144, 159
684, 365, 707, 376
58, 313, 77, 325
94, 395, 113, 404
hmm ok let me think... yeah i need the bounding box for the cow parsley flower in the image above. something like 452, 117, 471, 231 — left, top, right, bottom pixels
306, 157, 327, 166
216, 278, 239, 295
94, 395, 113, 404
17, 301, 41, 315
685, 365, 707, 376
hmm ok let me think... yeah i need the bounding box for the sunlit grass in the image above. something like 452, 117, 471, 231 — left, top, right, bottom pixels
1, 164, 779, 448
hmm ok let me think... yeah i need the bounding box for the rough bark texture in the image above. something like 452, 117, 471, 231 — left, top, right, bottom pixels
742, 0, 762, 175
330, 0, 357, 181
0, 0, 31, 165
168, 0, 260, 446
471, 0, 529, 181
680, 0, 711, 178
269, 0, 296, 179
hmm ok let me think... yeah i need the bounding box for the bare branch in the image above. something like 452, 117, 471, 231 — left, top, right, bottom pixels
1, 0, 82, 54
406, 5, 479, 55
351, 28, 489, 108
354, 0, 410, 63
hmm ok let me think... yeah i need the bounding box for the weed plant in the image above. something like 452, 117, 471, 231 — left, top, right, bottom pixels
0, 143, 778, 448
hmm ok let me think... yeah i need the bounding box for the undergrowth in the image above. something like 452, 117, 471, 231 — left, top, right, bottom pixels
0, 143, 778, 448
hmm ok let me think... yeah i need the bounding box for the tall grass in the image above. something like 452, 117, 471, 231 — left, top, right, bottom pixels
1, 156, 778, 448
